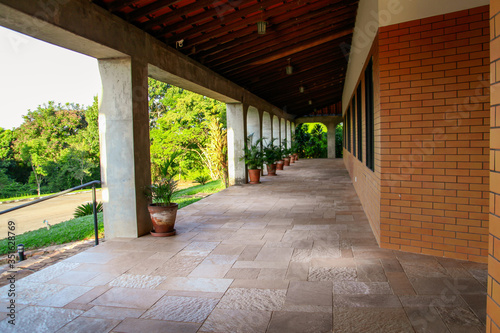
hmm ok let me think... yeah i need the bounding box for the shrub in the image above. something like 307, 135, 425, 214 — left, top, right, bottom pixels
74, 202, 103, 218
194, 175, 211, 185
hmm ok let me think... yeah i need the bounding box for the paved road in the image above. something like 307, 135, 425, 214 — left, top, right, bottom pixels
0, 190, 102, 238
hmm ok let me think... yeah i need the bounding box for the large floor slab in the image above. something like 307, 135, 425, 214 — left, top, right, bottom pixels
0, 159, 487, 332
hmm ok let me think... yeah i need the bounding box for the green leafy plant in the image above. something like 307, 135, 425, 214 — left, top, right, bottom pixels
262, 138, 281, 165
281, 139, 292, 159
194, 175, 211, 185
145, 177, 178, 206
146, 151, 181, 206
240, 134, 264, 170
74, 202, 103, 218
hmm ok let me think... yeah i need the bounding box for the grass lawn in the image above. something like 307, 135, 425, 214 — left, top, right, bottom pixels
0, 213, 104, 255
0, 179, 226, 255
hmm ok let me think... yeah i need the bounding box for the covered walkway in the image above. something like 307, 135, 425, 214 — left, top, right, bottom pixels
0, 159, 487, 332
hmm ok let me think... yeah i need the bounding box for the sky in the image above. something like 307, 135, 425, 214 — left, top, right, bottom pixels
0, 26, 101, 130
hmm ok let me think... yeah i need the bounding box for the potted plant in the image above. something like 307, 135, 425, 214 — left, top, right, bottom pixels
241, 134, 264, 184
145, 152, 181, 237
263, 138, 280, 176
282, 140, 292, 166
292, 135, 299, 163
276, 144, 285, 170
291, 138, 299, 161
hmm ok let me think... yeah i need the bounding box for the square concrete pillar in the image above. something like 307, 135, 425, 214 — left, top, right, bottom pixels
98, 58, 152, 238
327, 122, 337, 159
227, 103, 246, 185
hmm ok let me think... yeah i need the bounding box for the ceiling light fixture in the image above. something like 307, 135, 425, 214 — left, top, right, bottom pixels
257, 21, 267, 35
285, 58, 293, 75
308, 100, 313, 105
299, 86, 305, 93
257, 7, 267, 35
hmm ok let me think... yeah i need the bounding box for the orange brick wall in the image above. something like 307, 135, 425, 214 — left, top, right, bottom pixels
344, 40, 382, 243
489, 1, 500, 331
377, 6, 490, 263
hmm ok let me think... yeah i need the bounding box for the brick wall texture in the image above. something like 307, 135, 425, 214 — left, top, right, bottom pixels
489, 1, 500, 332
345, 5, 490, 264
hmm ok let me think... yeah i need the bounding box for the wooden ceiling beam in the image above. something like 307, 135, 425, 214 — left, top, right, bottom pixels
236, 49, 347, 86
206, 25, 340, 67
204, 16, 354, 65
250, 67, 345, 94
160, 0, 312, 43
214, 28, 352, 73
127, 0, 184, 21
107, 0, 140, 12
266, 77, 344, 104
194, 4, 356, 59
185, 0, 345, 52
155, 0, 286, 40
141, 0, 217, 31
227, 41, 339, 77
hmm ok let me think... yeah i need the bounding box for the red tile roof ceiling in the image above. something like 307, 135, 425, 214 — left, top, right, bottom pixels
93, 0, 359, 117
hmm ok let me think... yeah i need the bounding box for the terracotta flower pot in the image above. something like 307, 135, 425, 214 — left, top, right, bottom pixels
267, 163, 277, 176
290, 155, 295, 163
148, 203, 178, 236
276, 160, 284, 170
248, 169, 261, 184
293, 153, 299, 161
284, 157, 290, 166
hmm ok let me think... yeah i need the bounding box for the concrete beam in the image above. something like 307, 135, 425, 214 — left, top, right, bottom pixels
0, 0, 293, 121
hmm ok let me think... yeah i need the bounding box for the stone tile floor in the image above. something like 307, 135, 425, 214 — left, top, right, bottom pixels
0, 159, 487, 332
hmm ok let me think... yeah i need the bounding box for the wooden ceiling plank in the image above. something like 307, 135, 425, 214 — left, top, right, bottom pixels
213, 28, 352, 72
140, 0, 216, 30
204, 14, 355, 65
108, 0, 140, 12
127, 0, 184, 21
158, 0, 288, 41
228, 41, 339, 77
186, 0, 345, 52
250, 66, 345, 94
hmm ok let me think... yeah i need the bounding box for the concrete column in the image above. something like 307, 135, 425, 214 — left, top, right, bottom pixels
98, 58, 151, 238
272, 116, 280, 143
327, 122, 338, 159
227, 103, 246, 185
286, 120, 291, 148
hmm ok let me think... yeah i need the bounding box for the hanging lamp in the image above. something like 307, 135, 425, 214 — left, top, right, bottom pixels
285, 58, 293, 75
257, 7, 266, 34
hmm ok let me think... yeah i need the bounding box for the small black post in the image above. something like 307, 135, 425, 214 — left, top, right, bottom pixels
92, 184, 99, 246
17, 244, 25, 262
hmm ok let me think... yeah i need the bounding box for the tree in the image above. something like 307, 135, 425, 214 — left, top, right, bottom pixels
335, 122, 343, 158
148, 79, 227, 182
197, 115, 228, 187
12, 101, 89, 195
295, 123, 328, 158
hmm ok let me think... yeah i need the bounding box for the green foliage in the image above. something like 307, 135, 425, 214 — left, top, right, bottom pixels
295, 123, 328, 158
194, 175, 211, 185
74, 202, 103, 218
281, 139, 292, 158
148, 78, 227, 183
241, 134, 264, 170
146, 151, 181, 206
145, 178, 179, 206
336, 122, 343, 158
5, 100, 101, 196
197, 115, 228, 188
262, 138, 281, 165
0, 213, 104, 255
